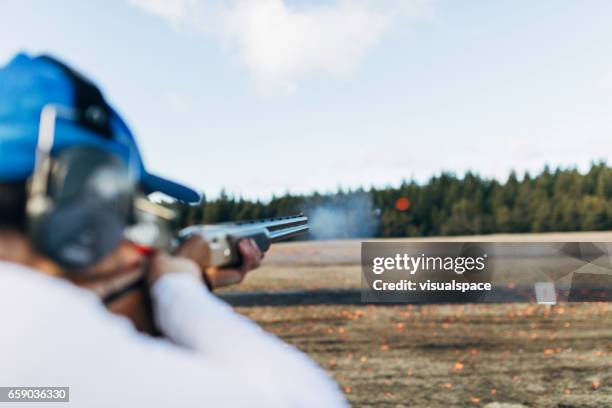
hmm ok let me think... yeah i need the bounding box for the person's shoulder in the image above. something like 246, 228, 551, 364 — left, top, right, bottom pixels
0, 260, 100, 309
0, 261, 190, 400
0, 260, 142, 354
0, 260, 136, 339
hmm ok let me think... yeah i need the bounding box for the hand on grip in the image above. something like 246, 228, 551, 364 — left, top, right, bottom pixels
175, 235, 264, 289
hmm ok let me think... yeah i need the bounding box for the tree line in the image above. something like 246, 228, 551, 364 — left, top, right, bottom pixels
166, 162, 612, 238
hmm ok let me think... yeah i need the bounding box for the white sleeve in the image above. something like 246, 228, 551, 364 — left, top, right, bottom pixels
150, 272, 347, 408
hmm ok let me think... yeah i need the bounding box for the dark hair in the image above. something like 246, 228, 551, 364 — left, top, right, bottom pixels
0, 181, 27, 231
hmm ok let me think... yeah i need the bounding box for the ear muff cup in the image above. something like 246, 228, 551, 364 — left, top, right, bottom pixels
28, 146, 135, 270
33, 202, 125, 269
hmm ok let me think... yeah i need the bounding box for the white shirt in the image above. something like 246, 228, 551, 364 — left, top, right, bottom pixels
0, 261, 347, 408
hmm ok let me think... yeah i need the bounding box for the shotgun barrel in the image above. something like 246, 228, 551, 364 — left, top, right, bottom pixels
126, 198, 309, 268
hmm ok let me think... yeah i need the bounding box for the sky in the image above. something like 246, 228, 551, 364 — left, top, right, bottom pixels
1, 0, 612, 200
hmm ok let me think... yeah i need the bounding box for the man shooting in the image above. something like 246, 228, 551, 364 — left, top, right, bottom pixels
0, 54, 346, 407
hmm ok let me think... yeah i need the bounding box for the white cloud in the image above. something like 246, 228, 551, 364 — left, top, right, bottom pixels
129, 0, 199, 25
128, 0, 432, 91
601, 70, 612, 94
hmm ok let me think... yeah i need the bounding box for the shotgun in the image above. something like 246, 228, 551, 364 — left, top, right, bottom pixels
125, 199, 309, 267
178, 214, 309, 267
103, 201, 309, 334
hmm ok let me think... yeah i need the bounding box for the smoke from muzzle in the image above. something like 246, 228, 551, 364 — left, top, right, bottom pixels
307, 192, 380, 240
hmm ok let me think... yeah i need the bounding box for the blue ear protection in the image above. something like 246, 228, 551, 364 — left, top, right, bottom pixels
26, 105, 137, 270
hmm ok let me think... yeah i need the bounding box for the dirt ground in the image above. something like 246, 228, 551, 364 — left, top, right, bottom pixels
220, 232, 612, 407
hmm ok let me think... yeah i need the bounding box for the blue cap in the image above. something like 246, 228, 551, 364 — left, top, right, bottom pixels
0, 53, 201, 203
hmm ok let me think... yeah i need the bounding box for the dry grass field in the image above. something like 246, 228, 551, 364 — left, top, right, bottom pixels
219, 232, 612, 407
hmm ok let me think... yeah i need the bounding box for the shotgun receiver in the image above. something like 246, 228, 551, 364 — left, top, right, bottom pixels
178, 215, 309, 267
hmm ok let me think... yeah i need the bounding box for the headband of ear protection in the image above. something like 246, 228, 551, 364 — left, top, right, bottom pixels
27, 105, 137, 270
